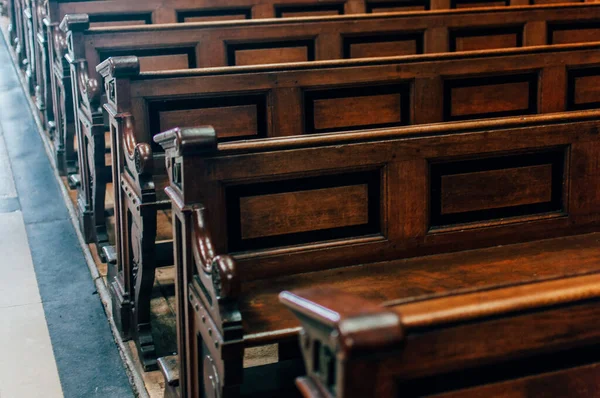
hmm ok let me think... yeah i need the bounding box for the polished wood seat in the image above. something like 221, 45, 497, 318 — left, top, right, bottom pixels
154, 111, 600, 397
245, 232, 600, 342
282, 269, 600, 397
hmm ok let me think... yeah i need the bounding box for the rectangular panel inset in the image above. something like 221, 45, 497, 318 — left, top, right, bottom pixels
532, 0, 583, 4
568, 67, 600, 110
450, 27, 522, 52
366, 1, 429, 12
159, 105, 259, 140
441, 165, 553, 214
240, 185, 369, 239
452, 0, 508, 7
148, 94, 267, 151
549, 22, 600, 45
226, 170, 381, 251
227, 40, 315, 66
305, 84, 410, 133
444, 74, 537, 121
275, 4, 345, 17
88, 13, 152, 28
138, 54, 189, 72
430, 149, 565, 227
343, 33, 423, 58
177, 9, 251, 22
99, 47, 196, 70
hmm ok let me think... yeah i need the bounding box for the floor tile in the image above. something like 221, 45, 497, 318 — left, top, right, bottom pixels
0, 211, 41, 308
0, 196, 20, 213
0, 302, 63, 398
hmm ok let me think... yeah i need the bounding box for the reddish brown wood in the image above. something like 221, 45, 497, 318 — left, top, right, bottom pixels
153, 111, 600, 397
282, 272, 600, 397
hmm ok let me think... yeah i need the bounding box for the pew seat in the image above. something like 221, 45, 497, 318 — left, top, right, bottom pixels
242, 232, 600, 345
282, 262, 600, 397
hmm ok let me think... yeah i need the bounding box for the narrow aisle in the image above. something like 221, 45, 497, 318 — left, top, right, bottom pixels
0, 34, 134, 397
0, 125, 63, 398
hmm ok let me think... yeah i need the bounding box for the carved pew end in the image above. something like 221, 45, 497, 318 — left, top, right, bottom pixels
158, 355, 180, 398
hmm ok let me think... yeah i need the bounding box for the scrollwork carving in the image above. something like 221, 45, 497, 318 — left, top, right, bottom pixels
191, 208, 239, 300
77, 60, 101, 107
203, 355, 221, 398
53, 28, 67, 60
134, 143, 153, 176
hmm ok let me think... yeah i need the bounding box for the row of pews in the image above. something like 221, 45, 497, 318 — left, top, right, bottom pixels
3, 0, 600, 396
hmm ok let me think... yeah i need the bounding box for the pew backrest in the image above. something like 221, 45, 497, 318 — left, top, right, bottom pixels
99, 42, 600, 154
151, 111, 600, 283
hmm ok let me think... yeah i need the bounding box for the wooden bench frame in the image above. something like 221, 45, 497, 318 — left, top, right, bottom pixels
154, 111, 600, 397
63, 2, 600, 267
281, 272, 600, 397
98, 41, 600, 371
36, 0, 367, 178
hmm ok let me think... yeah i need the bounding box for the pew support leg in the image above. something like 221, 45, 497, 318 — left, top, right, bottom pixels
130, 204, 158, 371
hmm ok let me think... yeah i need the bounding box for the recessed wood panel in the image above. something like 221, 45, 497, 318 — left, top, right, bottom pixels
176, 9, 251, 22
532, 0, 583, 4
90, 20, 148, 28
148, 95, 267, 150
451, 27, 522, 52
240, 185, 369, 239
88, 13, 151, 28
445, 74, 537, 121
344, 34, 423, 58
549, 23, 600, 45
275, 4, 344, 17
138, 54, 190, 72
235, 47, 308, 66
367, 1, 429, 12
453, 0, 507, 7
441, 165, 553, 215
226, 170, 381, 251
228, 41, 314, 66
159, 105, 259, 140
99, 47, 196, 70
305, 84, 410, 133
430, 150, 565, 227
568, 68, 600, 110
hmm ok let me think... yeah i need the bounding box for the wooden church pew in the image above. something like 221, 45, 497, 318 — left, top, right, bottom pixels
153, 111, 600, 397
5, 0, 596, 145
30, 0, 365, 177
281, 272, 600, 398
61, 2, 600, 267
98, 41, 600, 371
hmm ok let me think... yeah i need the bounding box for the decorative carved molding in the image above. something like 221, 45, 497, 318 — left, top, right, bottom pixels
134, 143, 153, 176
52, 27, 67, 60
191, 208, 239, 300
76, 60, 100, 106
96, 56, 140, 79
154, 126, 218, 156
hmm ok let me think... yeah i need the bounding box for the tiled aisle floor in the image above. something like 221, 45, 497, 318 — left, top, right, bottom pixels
0, 128, 63, 397
0, 33, 134, 397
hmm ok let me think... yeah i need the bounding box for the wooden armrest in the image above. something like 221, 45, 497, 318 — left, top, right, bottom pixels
280, 288, 403, 353
280, 288, 403, 398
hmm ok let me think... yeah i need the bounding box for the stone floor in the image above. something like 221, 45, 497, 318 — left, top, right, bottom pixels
0, 32, 135, 397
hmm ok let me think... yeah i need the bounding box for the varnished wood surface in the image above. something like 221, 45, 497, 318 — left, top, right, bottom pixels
241, 232, 600, 341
